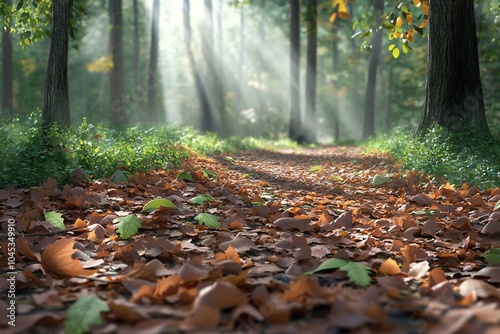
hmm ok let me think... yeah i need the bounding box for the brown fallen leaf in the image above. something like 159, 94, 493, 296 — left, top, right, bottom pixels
330, 211, 353, 229
182, 281, 248, 331
379, 258, 400, 276
459, 279, 500, 300
40, 238, 98, 277
274, 217, 311, 231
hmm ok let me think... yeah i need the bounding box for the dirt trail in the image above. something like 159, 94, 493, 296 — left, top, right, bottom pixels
1, 147, 500, 333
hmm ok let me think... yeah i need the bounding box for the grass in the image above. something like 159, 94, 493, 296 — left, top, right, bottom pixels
0, 114, 298, 188
367, 126, 500, 190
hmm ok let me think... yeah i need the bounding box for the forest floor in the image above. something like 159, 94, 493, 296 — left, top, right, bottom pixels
1, 146, 500, 333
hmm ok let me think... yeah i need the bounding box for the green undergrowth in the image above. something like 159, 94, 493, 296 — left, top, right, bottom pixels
0, 115, 298, 188
367, 126, 500, 190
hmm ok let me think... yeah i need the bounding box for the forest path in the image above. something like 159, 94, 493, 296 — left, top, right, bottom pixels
3, 146, 500, 333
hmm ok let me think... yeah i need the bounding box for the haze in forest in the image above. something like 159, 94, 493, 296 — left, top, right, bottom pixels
2, 1, 499, 143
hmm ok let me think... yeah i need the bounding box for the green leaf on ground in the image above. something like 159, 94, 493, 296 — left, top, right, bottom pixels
412, 209, 440, 216
44, 211, 65, 230
372, 174, 389, 186
494, 200, 500, 211
482, 248, 500, 266
64, 295, 109, 334
201, 168, 217, 178
190, 194, 214, 206
142, 198, 177, 213
306, 258, 372, 287
309, 165, 324, 172
113, 214, 142, 239
194, 213, 220, 229
110, 170, 130, 184
177, 171, 193, 182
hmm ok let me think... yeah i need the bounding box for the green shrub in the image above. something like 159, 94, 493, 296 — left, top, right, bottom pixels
0, 115, 296, 188
368, 126, 500, 189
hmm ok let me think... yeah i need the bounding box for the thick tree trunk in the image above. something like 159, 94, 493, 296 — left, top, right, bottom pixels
201, 0, 215, 132
416, 0, 489, 136
109, 0, 126, 126
303, 0, 318, 144
288, 0, 301, 141
42, 0, 71, 128
332, 27, 340, 143
133, 0, 139, 89
147, 0, 160, 122
362, 0, 384, 139
2, 0, 13, 117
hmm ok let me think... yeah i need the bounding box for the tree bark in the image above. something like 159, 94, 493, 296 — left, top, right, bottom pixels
147, 0, 160, 122
201, 0, 215, 132
236, 5, 245, 122
42, 0, 71, 128
109, 0, 126, 126
288, 0, 301, 141
303, 0, 318, 144
2, 0, 13, 117
216, 0, 226, 136
133, 0, 139, 89
416, 0, 489, 136
332, 26, 340, 143
362, 0, 384, 139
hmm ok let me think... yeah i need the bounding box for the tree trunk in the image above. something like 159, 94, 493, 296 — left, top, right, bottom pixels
386, 61, 393, 131
183, 0, 208, 131
147, 0, 160, 122
332, 26, 340, 143
237, 5, 245, 121
201, 0, 215, 132
362, 0, 384, 139
288, 0, 301, 141
109, 0, 126, 126
216, 0, 226, 136
256, 0, 266, 131
42, 0, 71, 128
303, 0, 318, 144
416, 0, 489, 136
133, 0, 139, 89
2, 0, 13, 117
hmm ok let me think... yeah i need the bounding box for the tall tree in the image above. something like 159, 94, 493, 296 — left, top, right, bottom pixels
1, 0, 13, 117
362, 0, 384, 139
42, 0, 71, 128
331, 27, 340, 142
109, 0, 126, 126
132, 0, 139, 90
200, 0, 216, 132
183, 0, 209, 130
288, 0, 301, 141
147, 0, 160, 122
216, 0, 226, 136
303, 0, 318, 143
236, 4, 245, 123
416, 0, 489, 136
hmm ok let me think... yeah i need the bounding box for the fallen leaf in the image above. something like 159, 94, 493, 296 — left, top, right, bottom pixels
41, 238, 98, 277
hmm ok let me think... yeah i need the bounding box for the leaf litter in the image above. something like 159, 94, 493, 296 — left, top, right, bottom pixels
1, 147, 500, 333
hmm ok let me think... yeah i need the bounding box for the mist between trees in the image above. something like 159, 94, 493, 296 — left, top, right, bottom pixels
1, 0, 499, 142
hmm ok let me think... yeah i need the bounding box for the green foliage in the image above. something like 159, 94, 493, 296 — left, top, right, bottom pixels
201, 168, 217, 178
142, 199, 177, 214
177, 172, 193, 182
190, 194, 214, 206
482, 248, 500, 266
113, 214, 142, 239
44, 211, 65, 230
65, 295, 109, 334
194, 213, 221, 229
0, 117, 291, 188
367, 127, 500, 189
372, 174, 389, 186
306, 258, 372, 287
